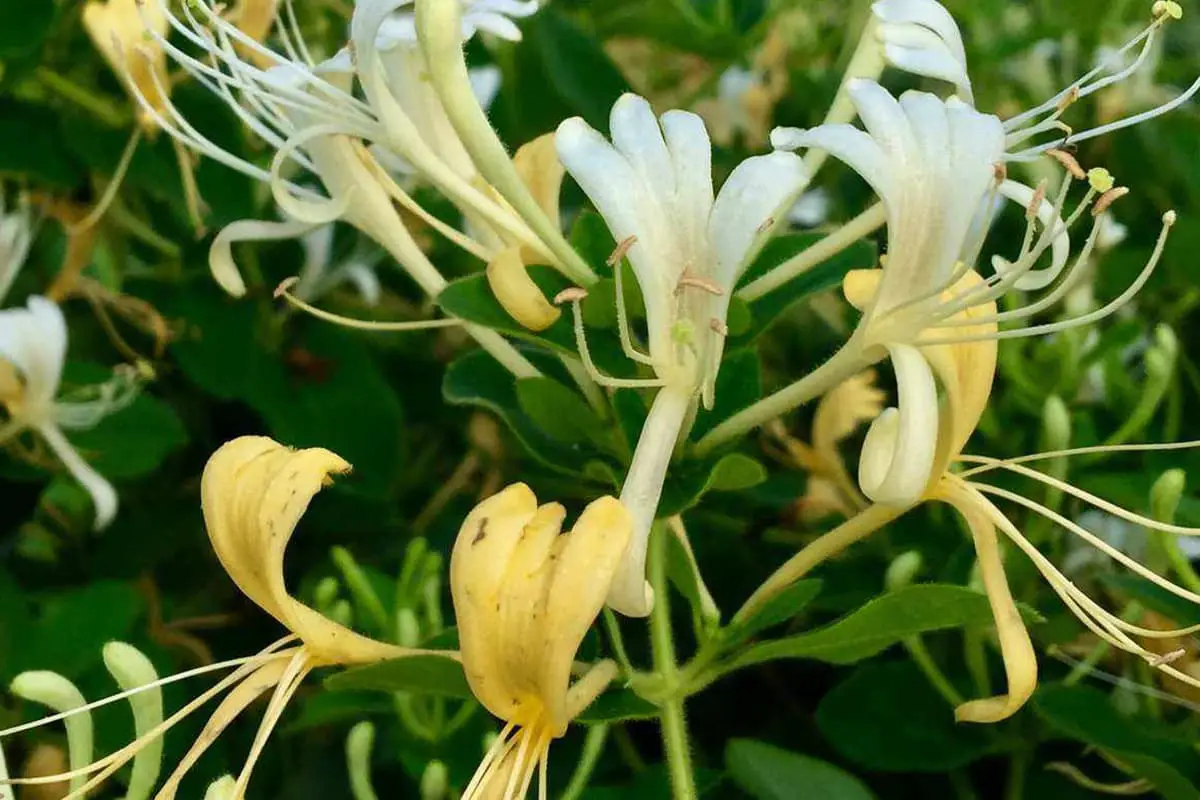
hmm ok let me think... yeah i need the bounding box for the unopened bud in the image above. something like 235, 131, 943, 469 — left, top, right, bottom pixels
315, 577, 341, 610
1041, 395, 1072, 452
885, 551, 923, 590
329, 599, 353, 628
346, 722, 377, 800
204, 776, 238, 800
1150, 469, 1186, 525
420, 760, 450, 800
396, 607, 421, 647
1155, 324, 1179, 364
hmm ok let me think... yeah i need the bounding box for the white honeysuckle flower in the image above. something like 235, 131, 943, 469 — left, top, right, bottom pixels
375, 0, 538, 43
872, 0, 973, 103
870, 0, 1196, 161
0, 194, 34, 306
291, 225, 385, 305
0, 298, 141, 530
556, 93, 807, 616
557, 93, 808, 402
773, 80, 1175, 507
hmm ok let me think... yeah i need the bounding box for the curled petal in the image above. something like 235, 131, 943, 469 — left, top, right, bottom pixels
858, 344, 939, 506
992, 180, 1071, 291
210, 218, 316, 297
201, 436, 410, 665
39, 424, 118, 530
486, 246, 561, 331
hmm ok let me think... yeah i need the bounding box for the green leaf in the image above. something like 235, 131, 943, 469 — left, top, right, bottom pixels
445, 349, 613, 477
664, 524, 720, 629
0, 0, 54, 58
723, 580, 823, 647
22, 581, 141, 679
1119, 753, 1200, 800
577, 688, 659, 724
324, 655, 472, 698
1034, 683, 1200, 783
732, 234, 877, 345
0, 102, 82, 187
659, 452, 768, 517
69, 393, 188, 479
516, 377, 609, 448
733, 584, 1006, 668
817, 661, 995, 772
526, 8, 631, 130
726, 739, 877, 800
282, 691, 392, 734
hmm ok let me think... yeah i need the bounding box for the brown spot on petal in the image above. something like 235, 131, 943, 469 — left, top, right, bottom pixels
472, 517, 489, 545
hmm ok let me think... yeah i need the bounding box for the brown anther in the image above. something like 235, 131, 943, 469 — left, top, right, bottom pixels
274, 276, 300, 298
1055, 85, 1081, 112
676, 271, 725, 296
756, 215, 776, 234
992, 162, 1007, 184
1148, 648, 1187, 667
1027, 182, 1047, 219
553, 287, 589, 305
606, 235, 637, 267
709, 318, 729, 336
1091, 186, 1130, 216
1046, 148, 1086, 180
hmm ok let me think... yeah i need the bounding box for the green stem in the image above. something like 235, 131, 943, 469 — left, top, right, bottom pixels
561, 724, 610, 800
604, 609, 637, 677
35, 68, 129, 128
1005, 748, 1029, 800
694, 338, 878, 456
1160, 534, 1200, 594
648, 525, 698, 800
904, 637, 965, 707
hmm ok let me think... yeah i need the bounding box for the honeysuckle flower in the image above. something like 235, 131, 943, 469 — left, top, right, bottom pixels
869, 0, 1195, 161
1, 437, 450, 800
772, 80, 1175, 507
787, 187, 831, 229
290, 225, 384, 306
0, 297, 144, 530
83, 0, 170, 131
871, 0, 973, 103
0, 193, 34, 305
556, 92, 807, 615
451, 484, 630, 799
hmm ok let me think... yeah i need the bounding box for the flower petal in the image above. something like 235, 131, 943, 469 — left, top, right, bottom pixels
0, 296, 67, 412
858, 344, 939, 506
39, 423, 118, 530
210, 218, 317, 297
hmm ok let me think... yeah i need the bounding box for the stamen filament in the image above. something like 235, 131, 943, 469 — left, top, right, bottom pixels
274, 278, 462, 331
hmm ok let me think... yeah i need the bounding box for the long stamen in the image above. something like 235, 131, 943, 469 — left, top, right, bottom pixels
956, 440, 1200, 477
462, 723, 517, 800
274, 278, 462, 332
921, 212, 1173, 344
231, 652, 312, 798
560, 294, 665, 390
610, 238, 655, 367
973, 483, 1200, 625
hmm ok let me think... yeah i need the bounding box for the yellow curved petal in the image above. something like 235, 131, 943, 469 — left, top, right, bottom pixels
936, 479, 1037, 723
540, 496, 630, 732
200, 436, 409, 665
451, 483, 541, 720
486, 246, 562, 332
450, 486, 631, 732
82, 0, 170, 128
513, 133, 565, 233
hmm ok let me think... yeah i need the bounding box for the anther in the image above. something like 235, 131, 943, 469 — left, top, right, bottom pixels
676, 272, 725, 296
1027, 181, 1047, 220
554, 287, 589, 305
1163, 210, 1178, 226
1147, 648, 1187, 667
606, 235, 637, 267
992, 162, 1007, 184
709, 319, 728, 336
756, 216, 775, 234
1092, 186, 1130, 216
1055, 85, 1081, 112
1046, 149, 1086, 179
274, 277, 300, 299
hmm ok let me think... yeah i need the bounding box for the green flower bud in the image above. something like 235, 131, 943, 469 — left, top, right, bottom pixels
1040, 395, 1071, 453
420, 760, 450, 800
1150, 469, 1186, 525
885, 551, 923, 590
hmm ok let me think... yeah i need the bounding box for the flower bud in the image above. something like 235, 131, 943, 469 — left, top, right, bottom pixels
314, 577, 341, 611
1150, 469, 1186, 525
1040, 395, 1071, 453
885, 550, 923, 590
420, 760, 449, 800
396, 608, 421, 647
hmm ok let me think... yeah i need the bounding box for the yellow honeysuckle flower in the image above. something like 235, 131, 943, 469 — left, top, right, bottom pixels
82, 0, 170, 131
232, 0, 280, 64
452, 484, 631, 799
2, 437, 445, 800
482, 133, 566, 332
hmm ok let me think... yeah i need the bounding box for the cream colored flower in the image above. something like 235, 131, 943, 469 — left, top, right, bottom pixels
452, 484, 630, 799
82, 0, 170, 131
